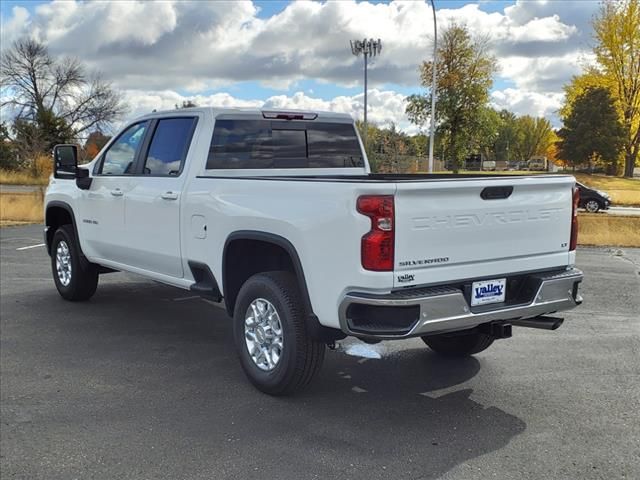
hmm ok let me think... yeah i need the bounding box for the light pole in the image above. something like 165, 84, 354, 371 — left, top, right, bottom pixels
350, 38, 382, 146
428, 0, 437, 173
506, 139, 509, 165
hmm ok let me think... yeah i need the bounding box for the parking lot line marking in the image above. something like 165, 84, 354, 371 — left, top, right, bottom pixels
173, 295, 200, 302
200, 298, 226, 309
16, 243, 45, 251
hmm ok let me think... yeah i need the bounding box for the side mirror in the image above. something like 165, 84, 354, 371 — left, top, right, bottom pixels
53, 144, 93, 190
53, 144, 78, 179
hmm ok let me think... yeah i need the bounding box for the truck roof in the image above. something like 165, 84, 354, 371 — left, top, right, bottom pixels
135, 106, 355, 123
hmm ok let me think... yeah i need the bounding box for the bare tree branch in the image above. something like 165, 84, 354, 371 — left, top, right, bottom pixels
0, 38, 127, 150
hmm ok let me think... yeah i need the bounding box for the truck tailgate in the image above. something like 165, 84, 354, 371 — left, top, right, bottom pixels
393, 176, 575, 287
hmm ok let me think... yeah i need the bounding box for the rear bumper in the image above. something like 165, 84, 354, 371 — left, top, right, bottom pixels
338, 268, 583, 339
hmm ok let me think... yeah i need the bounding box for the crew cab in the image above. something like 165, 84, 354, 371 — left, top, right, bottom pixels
45, 107, 583, 395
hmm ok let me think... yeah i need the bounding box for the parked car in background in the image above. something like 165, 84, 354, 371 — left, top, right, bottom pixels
576, 182, 611, 213
506, 161, 522, 171
482, 160, 496, 171
527, 156, 547, 171
461, 154, 496, 171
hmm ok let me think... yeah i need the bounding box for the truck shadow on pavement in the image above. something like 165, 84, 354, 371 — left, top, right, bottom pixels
6, 278, 527, 480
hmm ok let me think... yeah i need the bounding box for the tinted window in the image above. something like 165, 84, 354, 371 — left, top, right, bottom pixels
207, 119, 363, 169
272, 129, 306, 158
100, 122, 148, 175
272, 129, 307, 168
143, 118, 196, 175
308, 123, 363, 167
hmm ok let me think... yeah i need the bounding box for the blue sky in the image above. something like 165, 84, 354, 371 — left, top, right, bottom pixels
0, 0, 599, 131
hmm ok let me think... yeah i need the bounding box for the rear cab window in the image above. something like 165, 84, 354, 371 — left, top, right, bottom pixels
207, 117, 364, 170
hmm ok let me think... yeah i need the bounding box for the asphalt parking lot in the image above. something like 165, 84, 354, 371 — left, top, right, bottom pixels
1, 224, 639, 480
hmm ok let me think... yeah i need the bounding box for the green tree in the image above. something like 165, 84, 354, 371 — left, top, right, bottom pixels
409, 134, 428, 158
561, 68, 611, 120
34, 108, 74, 151
494, 110, 522, 163
355, 120, 382, 170
558, 87, 625, 173
406, 23, 497, 172
513, 116, 554, 162
473, 107, 502, 162
0, 122, 19, 170
592, 0, 640, 176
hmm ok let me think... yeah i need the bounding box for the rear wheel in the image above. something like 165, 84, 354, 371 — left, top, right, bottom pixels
51, 225, 99, 301
233, 271, 325, 395
421, 330, 494, 357
584, 199, 601, 213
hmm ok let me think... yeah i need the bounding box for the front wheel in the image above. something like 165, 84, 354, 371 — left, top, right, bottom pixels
233, 271, 325, 395
584, 199, 602, 213
421, 330, 494, 357
51, 225, 99, 301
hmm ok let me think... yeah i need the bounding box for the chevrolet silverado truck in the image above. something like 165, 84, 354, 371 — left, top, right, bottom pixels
45, 107, 583, 395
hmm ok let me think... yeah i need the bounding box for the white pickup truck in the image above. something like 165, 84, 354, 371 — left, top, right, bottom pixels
45, 107, 583, 395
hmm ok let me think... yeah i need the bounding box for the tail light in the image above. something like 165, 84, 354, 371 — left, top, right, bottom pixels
570, 187, 579, 251
357, 195, 395, 271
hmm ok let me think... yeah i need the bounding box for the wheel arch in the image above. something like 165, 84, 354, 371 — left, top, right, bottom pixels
222, 231, 312, 316
222, 231, 345, 342
45, 201, 79, 256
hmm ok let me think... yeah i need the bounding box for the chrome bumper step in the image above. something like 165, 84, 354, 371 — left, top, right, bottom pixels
339, 268, 583, 339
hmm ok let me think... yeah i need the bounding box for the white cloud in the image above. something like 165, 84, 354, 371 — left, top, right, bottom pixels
497, 53, 588, 92
121, 88, 411, 131
0, 0, 601, 131
491, 88, 564, 121
0, 0, 590, 90
0, 6, 30, 47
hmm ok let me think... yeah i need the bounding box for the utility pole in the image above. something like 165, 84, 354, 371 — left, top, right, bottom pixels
428, 0, 437, 173
350, 38, 382, 147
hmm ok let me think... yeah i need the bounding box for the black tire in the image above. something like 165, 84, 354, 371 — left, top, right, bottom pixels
421, 330, 494, 357
233, 271, 325, 395
51, 225, 99, 301
584, 199, 601, 213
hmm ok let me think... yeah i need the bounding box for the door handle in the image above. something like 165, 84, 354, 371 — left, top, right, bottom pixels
110, 188, 123, 197
161, 191, 179, 200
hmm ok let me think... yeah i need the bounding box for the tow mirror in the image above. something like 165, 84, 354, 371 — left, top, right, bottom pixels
53, 144, 92, 190
53, 144, 78, 179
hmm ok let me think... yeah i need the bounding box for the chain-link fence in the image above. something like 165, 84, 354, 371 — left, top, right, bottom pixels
368, 153, 447, 173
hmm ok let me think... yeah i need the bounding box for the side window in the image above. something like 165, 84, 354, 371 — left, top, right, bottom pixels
99, 122, 148, 175
207, 120, 271, 169
143, 117, 196, 176
308, 123, 364, 167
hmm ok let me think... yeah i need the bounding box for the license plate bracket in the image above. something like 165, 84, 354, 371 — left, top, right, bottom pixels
471, 278, 507, 306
